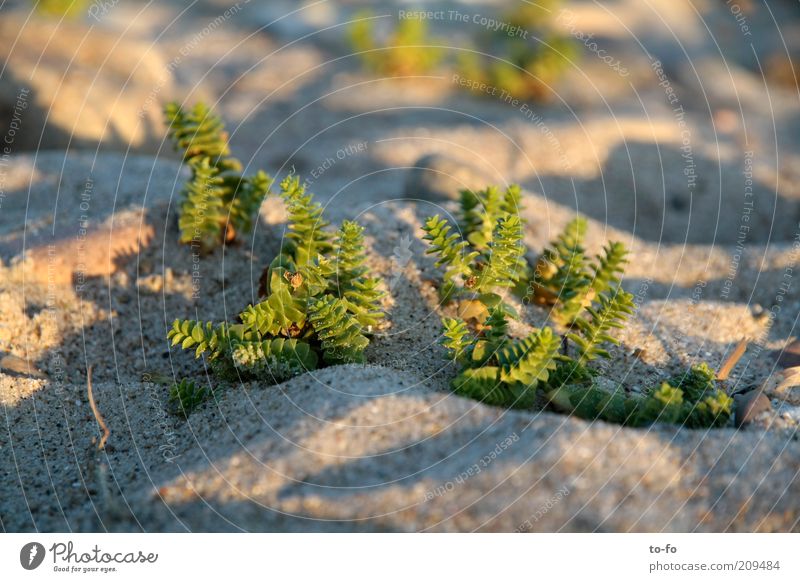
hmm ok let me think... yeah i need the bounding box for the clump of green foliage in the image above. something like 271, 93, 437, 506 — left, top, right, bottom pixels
457, 1, 578, 101
168, 379, 212, 417
422, 184, 527, 313
347, 4, 576, 101
167, 173, 385, 386
458, 184, 524, 250
442, 306, 561, 409
426, 186, 732, 429
458, 36, 577, 102
165, 101, 271, 253
546, 362, 733, 428
527, 216, 629, 324
440, 288, 636, 413
348, 11, 444, 75
32, 0, 88, 17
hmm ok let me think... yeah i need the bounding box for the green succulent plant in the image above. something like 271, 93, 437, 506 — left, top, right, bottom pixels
167, 173, 385, 388
459, 36, 577, 102
528, 217, 629, 324
442, 307, 560, 409
427, 197, 731, 429
458, 185, 524, 249
32, 0, 88, 17
545, 365, 733, 429
160, 95, 733, 431
165, 101, 271, 253
346, 2, 575, 101
567, 289, 636, 363
457, 1, 578, 102
168, 378, 212, 417
439, 287, 629, 412
348, 11, 445, 75
422, 197, 525, 311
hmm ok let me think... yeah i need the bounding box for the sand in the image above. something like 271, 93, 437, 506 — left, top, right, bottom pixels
1, 0, 799, 531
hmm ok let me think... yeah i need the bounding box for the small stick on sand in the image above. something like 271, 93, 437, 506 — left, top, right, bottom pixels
86, 365, 110, 450
717, 339, 748, 381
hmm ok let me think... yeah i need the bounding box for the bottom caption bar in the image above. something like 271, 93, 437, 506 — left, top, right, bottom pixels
1, 534, 796, 580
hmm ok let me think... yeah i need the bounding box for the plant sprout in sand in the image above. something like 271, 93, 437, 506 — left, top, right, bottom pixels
425, 184, 732, 428
167, 174, 386, 414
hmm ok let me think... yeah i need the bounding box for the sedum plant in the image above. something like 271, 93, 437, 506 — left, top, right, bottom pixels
458, 36, 578, 102
428, 192, 732, 429
348, 11, 444, 75
165, 101, 271, 253
440, 287, 635, 412
167, 378, 212, 417
457, 1, 578, 101
345, 2, 575, 101
32, 0, 88, 17
442, 306, 561, 409
422, 185, 527, 313
458, 184, 524, 250
167, 173, 385, 385
346, 3, 575, 101
527, 216, 629, 324
545, 362, 733, 428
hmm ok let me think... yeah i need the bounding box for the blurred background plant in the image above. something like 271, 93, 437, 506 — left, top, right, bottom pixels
347, 10, 445, 75
458, 0, 579, 101
30, 0, 88, 17
348, 2, 578, 101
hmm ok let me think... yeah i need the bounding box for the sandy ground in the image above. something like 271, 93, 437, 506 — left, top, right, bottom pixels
1, 0, 800, 531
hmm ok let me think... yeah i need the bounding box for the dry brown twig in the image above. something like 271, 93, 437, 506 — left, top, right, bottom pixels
86, 365, 110, 450
717, 339, 748, 382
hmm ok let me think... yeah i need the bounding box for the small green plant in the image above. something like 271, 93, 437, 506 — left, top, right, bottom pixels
527, 217, 629, 324
440, 287, 633, 411
459, 36, 577, 102
427, 193, 732, 429
345, 3, 576, 102
545, 363, 733, 428
443, 306, 561, 409
348, 11, 444, 75
458, 184, 524, 250
167, 173, 385, 386
32, 0, 88, 17
165, 102, 271, 253
458, 1, 578, 101
422, 185, 526, 313
168, 379, 212, 417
